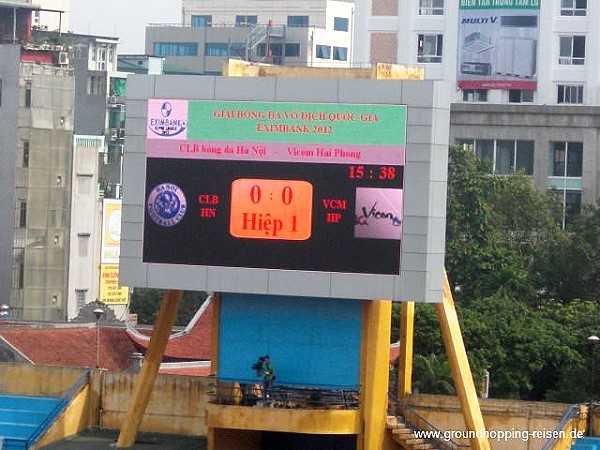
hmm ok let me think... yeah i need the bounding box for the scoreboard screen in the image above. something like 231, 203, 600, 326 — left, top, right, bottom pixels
143, 99, 406, 275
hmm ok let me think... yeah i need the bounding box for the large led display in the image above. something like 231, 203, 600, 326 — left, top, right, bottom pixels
143, 99, 406, 275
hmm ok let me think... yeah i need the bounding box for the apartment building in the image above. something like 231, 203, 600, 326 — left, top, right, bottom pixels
354, 0, 600, 224
146, 0, 355, 74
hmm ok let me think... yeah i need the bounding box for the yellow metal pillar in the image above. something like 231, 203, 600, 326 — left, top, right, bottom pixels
436, 273, 490, 450
397, 301, 414, 401
116, 289, 183, 448
361, 300, 392, 450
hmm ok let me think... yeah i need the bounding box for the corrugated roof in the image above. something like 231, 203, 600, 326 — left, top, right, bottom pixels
126, 301, 213, 361
0, 326, 137, 371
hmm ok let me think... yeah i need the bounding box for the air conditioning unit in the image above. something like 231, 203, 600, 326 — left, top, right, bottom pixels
58, 51, 69, 65
109, 129, 118, 141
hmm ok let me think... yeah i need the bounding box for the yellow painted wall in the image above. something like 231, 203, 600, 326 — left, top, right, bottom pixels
0, 363, 85, 396
406, 394, 573, 450
34, 386, 91, 449
207, 403, 360, 434
100, 371, 210, 435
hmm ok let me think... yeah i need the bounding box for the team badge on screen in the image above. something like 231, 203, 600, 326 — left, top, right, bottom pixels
146, 183, 187, 227
354, 188, 403, 240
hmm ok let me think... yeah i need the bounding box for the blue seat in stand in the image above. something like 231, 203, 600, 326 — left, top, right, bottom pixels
0, 394, 62, 450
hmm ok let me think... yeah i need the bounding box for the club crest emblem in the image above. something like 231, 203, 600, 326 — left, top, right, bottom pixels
147, 183, 187, 227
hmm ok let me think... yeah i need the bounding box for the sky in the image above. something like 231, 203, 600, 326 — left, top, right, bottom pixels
69, 0, 181, 54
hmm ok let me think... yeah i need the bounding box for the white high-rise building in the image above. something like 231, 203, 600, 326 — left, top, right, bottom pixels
354, 0, 600, 226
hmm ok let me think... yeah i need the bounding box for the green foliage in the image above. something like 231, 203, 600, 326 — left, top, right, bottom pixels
399, 145, 600, 401
412, 353, 454, 395
129, 289, 209, 325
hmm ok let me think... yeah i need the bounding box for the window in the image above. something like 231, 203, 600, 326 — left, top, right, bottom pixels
236, 15, 257, 26
191, 15, 212, 27
153, 42, 198, 57
419, 0, 444, 15
90, 44, 96, 61
23, 141, 29, 167
257, 44, 283, 58
75, 289, 87, 309
205, 43, 230, 57
316, 45, 331, 59
508, 90, 534, 103
333, 46, 348, 61
87, 75, 100, 95
285, 43, 300, 57
19, 201, 27, 227
457, 139, 534, 175
552, 141, 583, 177
288, 16, 309, 28
334, 17, 349, 31
557, 84, 584, 104
559, 36, 585, 65
417, 34, 443, 63
25, 82, 31, 108
462, 89, 488, 102
560, 0, 586, 16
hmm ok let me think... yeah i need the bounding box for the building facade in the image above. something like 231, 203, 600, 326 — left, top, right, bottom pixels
0, 3, 75, 320
0, 2, 129, 320
354, 0, 600, 223
146, 0, 355, 74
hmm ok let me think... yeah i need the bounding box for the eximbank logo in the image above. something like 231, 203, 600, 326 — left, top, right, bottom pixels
147, 99, 188, 139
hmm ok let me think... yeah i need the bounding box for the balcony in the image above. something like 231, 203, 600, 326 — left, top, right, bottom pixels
207, 379, 361, 434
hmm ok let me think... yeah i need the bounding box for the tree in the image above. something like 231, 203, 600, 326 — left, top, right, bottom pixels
129, 289, 209, 325
445, 145, 563, 304
537, 205, 600, 302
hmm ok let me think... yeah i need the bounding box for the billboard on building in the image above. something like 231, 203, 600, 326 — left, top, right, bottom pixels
99, 264, 129, 305
457, 0, 540, 91
101, 199, 128, 305
143, 99, 406, 275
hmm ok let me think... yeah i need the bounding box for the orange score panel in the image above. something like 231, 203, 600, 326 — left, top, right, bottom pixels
229, 178, 313, 240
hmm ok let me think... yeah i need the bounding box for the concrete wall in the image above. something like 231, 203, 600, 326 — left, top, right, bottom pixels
0, 363, 577, 447
0, 45, 20, 309
0, 363, 86, 397
99, 370, 210, 435
407, 393, 573, 450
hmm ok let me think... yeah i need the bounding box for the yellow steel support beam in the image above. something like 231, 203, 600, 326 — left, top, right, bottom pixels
397, 301, 415, 401
436, 273, 490, 450
361, 300, 392, 450
116, 289, 183, 448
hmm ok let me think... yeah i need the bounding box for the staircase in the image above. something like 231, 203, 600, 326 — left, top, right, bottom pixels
387, 415, 437, 450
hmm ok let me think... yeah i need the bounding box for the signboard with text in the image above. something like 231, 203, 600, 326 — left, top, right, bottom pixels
144, 100, 406, 275
457, 0, 540, 91
100, 199, 128, 305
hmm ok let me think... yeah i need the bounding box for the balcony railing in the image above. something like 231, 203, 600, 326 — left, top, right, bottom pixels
208, 379, 360, 410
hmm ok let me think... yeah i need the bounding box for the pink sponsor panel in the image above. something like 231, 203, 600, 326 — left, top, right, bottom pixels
146, 139, 405, 166
354, 187, 403, 240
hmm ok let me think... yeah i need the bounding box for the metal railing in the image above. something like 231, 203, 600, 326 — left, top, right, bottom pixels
388, 393, 470, 450
540, 404, 581, 450
208, 379, 360, 410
